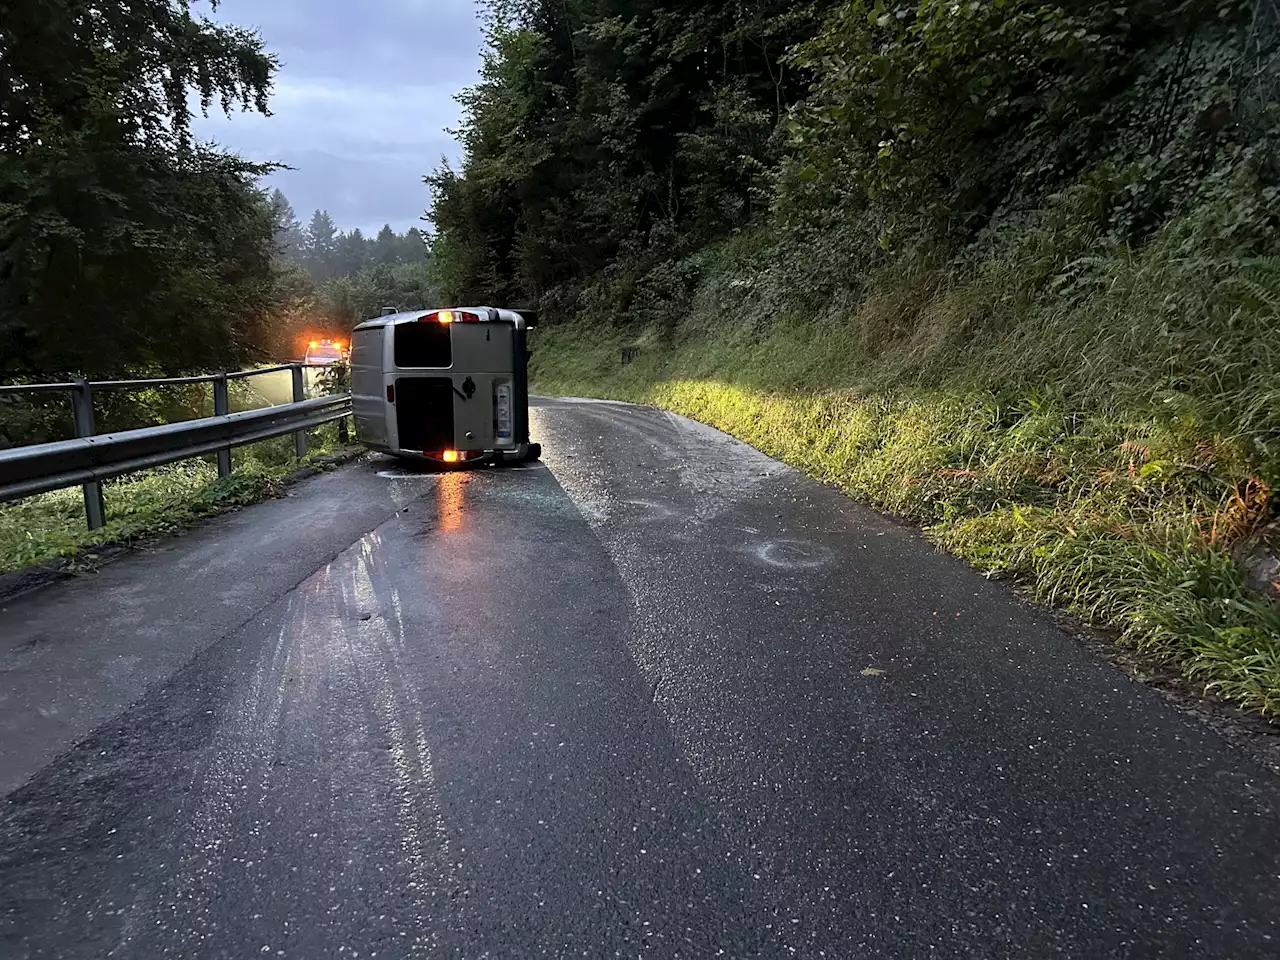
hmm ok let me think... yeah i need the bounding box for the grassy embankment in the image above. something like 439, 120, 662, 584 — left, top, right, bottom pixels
531, 216, 1280, 716
0, 371, 355, 577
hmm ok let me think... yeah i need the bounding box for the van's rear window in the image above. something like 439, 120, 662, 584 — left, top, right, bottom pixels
394, 322, 452, 368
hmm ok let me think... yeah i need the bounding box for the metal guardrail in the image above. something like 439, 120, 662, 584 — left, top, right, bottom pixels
0, 363, 351, 530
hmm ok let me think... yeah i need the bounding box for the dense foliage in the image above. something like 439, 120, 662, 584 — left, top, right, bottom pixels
429, 0, 1277, 315
0, 0, 282, 377
430, 0, 834, 310
266, 190, 436, 353
272, 192, 429, 283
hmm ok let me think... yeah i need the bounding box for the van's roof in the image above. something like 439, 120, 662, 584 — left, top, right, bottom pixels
353, 307, 535, 331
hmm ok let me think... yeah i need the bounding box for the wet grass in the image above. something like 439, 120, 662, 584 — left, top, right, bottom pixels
0, 422, 355, 577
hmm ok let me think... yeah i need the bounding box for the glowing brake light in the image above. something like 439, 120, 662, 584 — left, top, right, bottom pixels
441, 450, 459, 463
418, 310, 482, 324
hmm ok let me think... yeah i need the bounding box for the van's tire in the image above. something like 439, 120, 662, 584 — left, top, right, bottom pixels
525, 443, 542, 462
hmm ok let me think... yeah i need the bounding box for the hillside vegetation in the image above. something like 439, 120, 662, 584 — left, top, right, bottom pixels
0, 1, 282, 379
0, 2, 437, 383
0, 0, 434, 451
428, 0, 1280, 713
0, 2, 414, 567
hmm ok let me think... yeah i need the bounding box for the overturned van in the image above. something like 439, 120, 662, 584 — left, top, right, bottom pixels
350, 306, 540, 466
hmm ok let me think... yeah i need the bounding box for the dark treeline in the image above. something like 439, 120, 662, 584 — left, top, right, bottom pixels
428, 0, 828, 311
4, 0, 1272, 374
267, 191, 435, 353
0, 1, 436, 380
270, 191, 428, 283
0, 1, 282, 377
428, 0, 1277, 321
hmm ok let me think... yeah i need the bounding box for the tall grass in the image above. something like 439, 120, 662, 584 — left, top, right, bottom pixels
532, 200, 1280, 716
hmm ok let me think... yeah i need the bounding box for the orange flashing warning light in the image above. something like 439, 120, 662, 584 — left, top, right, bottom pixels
438, 310, 454, 324
308, 340, 318, 349
441, 450, 459, 463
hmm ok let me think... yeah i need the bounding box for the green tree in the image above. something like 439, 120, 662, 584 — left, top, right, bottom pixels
373, 224, 401, 266
400, 227, 428, 262
304, 210, 340, 280
0, 0, 279, 376
428, 0, 1272, 321
426, 0, 836, 311
263, 193, 438, 337
270, 188, 307, 263
338, 227, 369, 277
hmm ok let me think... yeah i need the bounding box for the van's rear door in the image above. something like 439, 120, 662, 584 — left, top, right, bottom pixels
449, 322, 515, 449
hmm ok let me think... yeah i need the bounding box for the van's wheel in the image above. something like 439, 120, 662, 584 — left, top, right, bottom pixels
525, 442, 542, 462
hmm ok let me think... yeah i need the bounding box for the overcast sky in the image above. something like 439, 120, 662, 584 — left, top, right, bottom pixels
192, 0, 484, 236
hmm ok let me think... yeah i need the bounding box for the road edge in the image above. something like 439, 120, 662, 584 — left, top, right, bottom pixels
0, 447, 367, 606
555, 394, 1280, 776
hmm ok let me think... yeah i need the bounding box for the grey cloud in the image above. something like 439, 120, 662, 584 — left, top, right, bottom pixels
263, 149, 435, 235
192, 0, 482, 233
212, 0, 481, 81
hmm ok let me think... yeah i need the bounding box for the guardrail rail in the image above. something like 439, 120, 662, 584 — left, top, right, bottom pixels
0, 363, 352, 530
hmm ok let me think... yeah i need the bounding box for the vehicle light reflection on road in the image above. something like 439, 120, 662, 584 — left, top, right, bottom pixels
436, 471, 468, 533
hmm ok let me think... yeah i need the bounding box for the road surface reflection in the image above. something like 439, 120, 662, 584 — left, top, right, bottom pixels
435, 472, 467, 534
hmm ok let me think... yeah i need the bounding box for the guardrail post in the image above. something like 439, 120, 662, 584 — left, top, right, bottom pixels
213, 373, 232, 478
291, 365, 308, 460
71, 379, 106, 530
337, 365, 350, 444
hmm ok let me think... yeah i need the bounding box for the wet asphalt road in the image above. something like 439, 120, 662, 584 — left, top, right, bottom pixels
1, 398, 1278, 959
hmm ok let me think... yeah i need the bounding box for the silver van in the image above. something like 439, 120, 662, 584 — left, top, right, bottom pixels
350, 306, 540, 466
